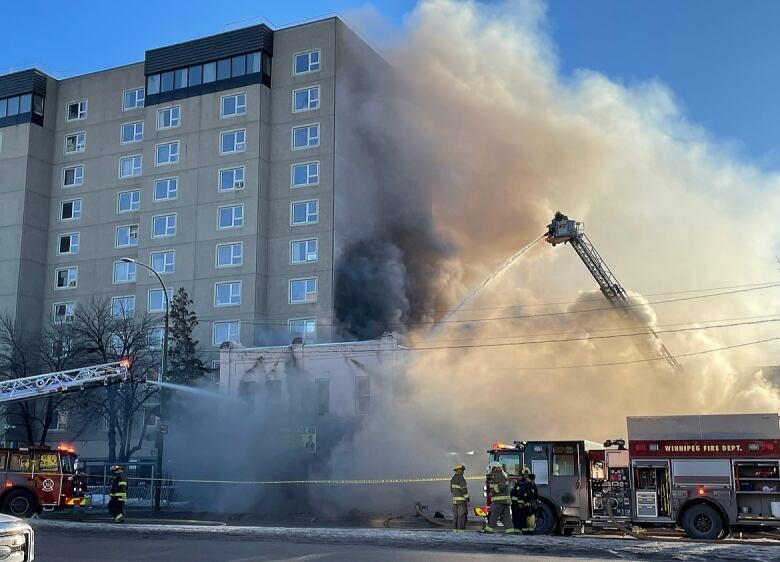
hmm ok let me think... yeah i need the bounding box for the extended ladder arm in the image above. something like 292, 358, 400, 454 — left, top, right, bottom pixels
0, 362, 130, 404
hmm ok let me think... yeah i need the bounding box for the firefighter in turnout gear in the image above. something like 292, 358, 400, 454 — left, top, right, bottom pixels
484, 461, 518, 533
450, 463, 470, 531
108, 465, 127, 523
511, 466, 540, 534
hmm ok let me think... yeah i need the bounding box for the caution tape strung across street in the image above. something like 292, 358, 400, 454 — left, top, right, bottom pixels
122, 475, 487, 485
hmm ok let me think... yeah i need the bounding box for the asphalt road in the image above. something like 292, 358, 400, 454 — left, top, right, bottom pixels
35, 529, 630, 561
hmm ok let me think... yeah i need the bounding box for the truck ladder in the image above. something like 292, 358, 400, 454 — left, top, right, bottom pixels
0, 362, 130, 404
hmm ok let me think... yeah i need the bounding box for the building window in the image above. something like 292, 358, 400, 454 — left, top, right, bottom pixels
148, 288, 172, 313
154, 177, 178, 201
53, 410, 69, 432
157, 106, 180, 130
294, 50, 321, 75
152, 214, 177, 237
213, 321, 240, 346
174, 68, 188, 89
221, 93, 247, 118
149, 327, 165, 350
218, 205, 244, 229
62, 165, 84, 188
291, 200, 318, 225
216, 242, 243, 267
315, 378, 329, 415
53, 302, 76, 324
291, 239, 317, 264
220, 129, 246, 154
150, 250, 175, 274
57, 233, 80, 255
355, 375, 371, 414
292, 124, 319, 150
115, 224, 139, 248
292, 86, 320, 112
188, 65, 202, 86
113, 261, 137, 284
66, 100, 87, 121
147, 74, 161, 95
289, 318, 316, 342
111, 296, 136, 318
203, 63, 216, 83
291, 161, 319, 187
55, 267, 78, 289
289, 278, 317, 304
219, 167, 245, 192
60, 199, 82, 221
155, 141, 180, 166
119, 155, 142, 178
217, 58, 231, 81
64, 132, 86, 154
117, 190, 140, 213
122, 87, 145, 111
215, 281, 241, 306
161, 71, 174, 92
121, 121, 144, 144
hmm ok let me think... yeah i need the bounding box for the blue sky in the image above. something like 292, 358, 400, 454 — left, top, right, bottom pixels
2, 0, 778, 166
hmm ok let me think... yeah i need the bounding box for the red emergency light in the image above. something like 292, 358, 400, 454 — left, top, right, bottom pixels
492, 442, 513, 450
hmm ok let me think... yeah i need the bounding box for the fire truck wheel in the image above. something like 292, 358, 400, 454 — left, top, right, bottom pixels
2, 490, 37, 518
534, 502, 557, 535
681, 504, 723, 540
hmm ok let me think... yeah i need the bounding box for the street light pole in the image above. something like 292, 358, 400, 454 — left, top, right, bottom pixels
121, 257, 169, 513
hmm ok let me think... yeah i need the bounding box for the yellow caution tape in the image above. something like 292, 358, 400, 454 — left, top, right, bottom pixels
123, 475, 487, 485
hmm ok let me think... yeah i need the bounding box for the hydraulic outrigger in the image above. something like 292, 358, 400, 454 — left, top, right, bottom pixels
545, 211, 683, 372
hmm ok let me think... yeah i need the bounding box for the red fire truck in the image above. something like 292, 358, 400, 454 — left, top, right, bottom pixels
483, 413, 780, 539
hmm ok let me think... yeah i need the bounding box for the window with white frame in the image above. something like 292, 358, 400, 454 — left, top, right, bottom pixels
111, 296, 136, 318
152, 214, 176, 237
53, 302, 76, 324
218, 205, 243, 229
121, 121, 144, 144
151, 250, 175, 274
289, 318, 316, 341
157, 106, 180, 129
221, 93, 247, 117
149, 327, 165, 350
293, 86, 320, 112
289, 278, 317, 303
215, 281, 241, 306
55, 267, 78, 289
115, 224, 139, 248
291, 239, 317, 264
64, 132, 86, 154
62, 165, 84, 187
66, 100, 87, 121
220, 129, 246, 154
213, 321, 240, 346
148, 288, 172, 313
119, 155, 142, 178
294, 50, 320, 74
216, 242, 243, 267
113, 261, 137, 283
53, 410, 69, 432
154, 177, 178, 201
291, 200, 318, 225
291, 161, 319, 187
155, 141, 180, 166
117, 190, 140, 212
292, 124, 319, 150
57, 232, 80, 255
60, 199, 81, 221
219, 166, 245, 191
122, 87, 145, 111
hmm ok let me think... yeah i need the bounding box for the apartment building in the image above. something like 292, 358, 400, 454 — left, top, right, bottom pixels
0, 17, 394, 358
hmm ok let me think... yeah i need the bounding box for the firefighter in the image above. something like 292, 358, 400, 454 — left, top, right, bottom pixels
484, 461, 518, 534
511, 466, 540, 534
450, 463, 469, 531
108, 465, 127, 523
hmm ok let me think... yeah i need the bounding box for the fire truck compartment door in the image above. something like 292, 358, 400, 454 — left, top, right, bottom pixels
549, 444, 587, 510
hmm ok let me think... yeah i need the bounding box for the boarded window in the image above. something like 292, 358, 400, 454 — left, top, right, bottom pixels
355, 376, 370, 414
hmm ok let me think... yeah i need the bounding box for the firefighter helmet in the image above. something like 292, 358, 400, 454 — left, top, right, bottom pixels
521, 466, 531, 475
488, 461, 502, 471
110, 465, 124, 473
453, 463, 465, 472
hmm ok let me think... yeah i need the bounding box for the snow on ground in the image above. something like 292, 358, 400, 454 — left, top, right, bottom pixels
29, 519, 780, 561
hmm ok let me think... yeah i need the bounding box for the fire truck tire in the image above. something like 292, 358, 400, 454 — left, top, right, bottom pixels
681, 503, 723, 540
2, 490, 37, 518
534, 502, 557, 535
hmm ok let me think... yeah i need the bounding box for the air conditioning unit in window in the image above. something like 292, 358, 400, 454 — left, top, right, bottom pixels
234, 180, 244, 189
306, 253, 317, 261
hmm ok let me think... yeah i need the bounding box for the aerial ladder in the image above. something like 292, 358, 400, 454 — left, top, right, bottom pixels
545, 211, 683, 372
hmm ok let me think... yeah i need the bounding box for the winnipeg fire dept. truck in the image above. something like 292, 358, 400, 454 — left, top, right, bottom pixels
0, 361, 129, 517
484, 413, 780, 539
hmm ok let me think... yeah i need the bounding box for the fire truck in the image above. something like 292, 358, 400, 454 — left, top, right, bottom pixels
0, 361, 129, 517
483, 413, 780, 539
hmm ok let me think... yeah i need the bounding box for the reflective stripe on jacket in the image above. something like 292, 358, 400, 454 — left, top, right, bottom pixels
450, 474, 469, 504
489, 470, 511, 504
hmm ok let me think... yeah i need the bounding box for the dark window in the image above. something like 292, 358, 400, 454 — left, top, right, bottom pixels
0, 453, 7, 471
265, 379, 281, 405
174, 68, 188, 89
497, 453, 522, 476
355, 376, 370, 414
238, 380, 256, 412
160, 71, 174, 92
316, 379, 329, 415
203, 62, 216, 83
263, 52, 272, 75
0, 98, 6, 118
217, 58, 231, 80
7, 96, 19, 116
19, 94, 31, 114
231, 55, 246, 77
147, 74, 161, 95
247, 52, 261, 74
552, 445, 576, 476
188, 65, 202, 86
33, 94, 44, 116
